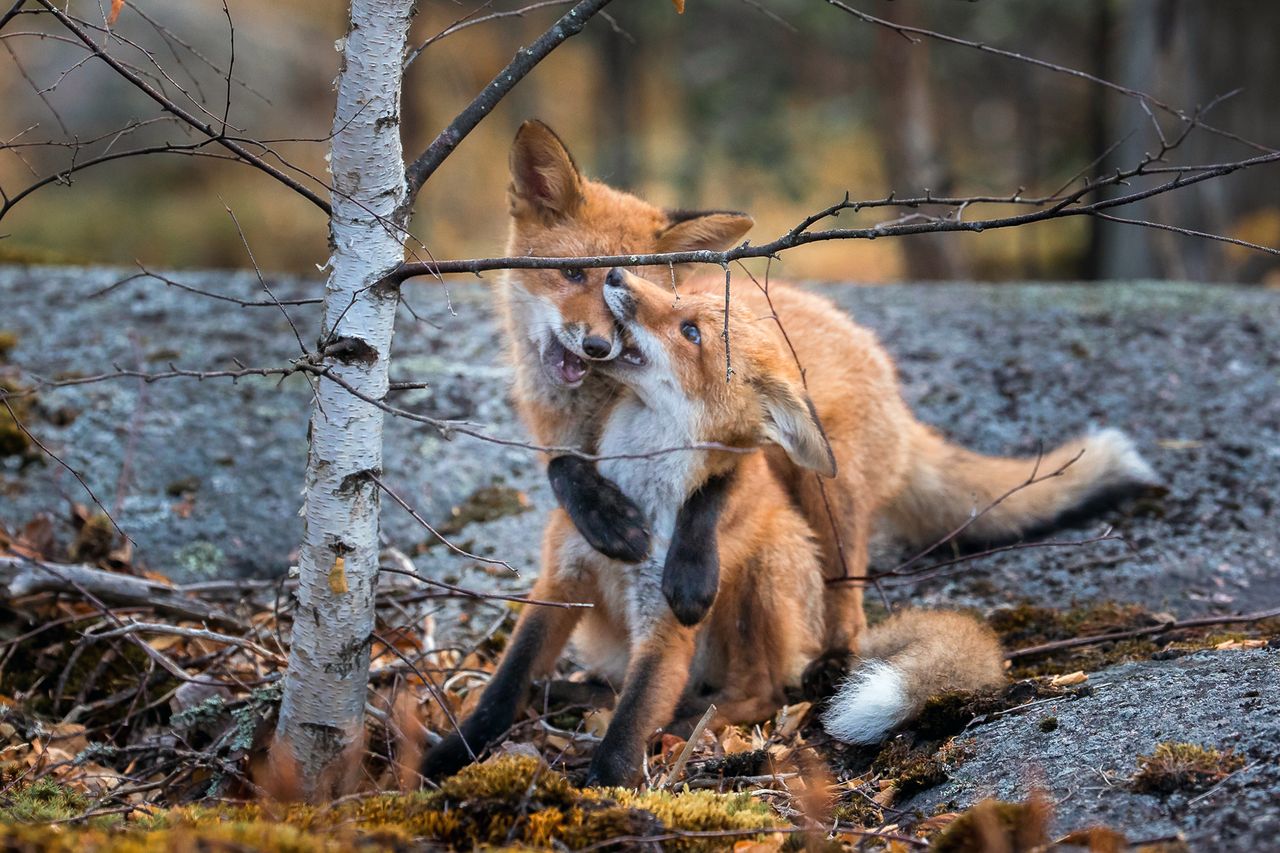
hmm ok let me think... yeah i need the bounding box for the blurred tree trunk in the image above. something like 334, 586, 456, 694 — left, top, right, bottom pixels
1093, 0, 1164, 280
598, 27, 639, 188
873, 5, 967, 280
274, 0, 413, 797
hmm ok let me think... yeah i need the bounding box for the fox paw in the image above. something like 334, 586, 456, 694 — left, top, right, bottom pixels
801, 649, 852, 705
548, 456, 650, 563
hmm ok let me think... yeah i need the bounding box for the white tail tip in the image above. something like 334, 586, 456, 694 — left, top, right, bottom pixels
821, 660, 910, 745
1089, 427, 1159, 486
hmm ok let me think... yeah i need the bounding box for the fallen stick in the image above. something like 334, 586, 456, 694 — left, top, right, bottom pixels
0, 556, 241, 628
1005, 608, 1280, 660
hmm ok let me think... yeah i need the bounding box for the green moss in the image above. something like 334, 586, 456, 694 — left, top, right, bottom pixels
0, 331, 18, 358
1038, 716, 1058, 733
0, 379, 33, 458
1131, 742, 1245, 794
433, 484, 531, 538
871, 741, 949, 799
146, 756, 782, 852
0, 778, 90, 824
991, 603, 1165, 678
830, 797, 881, 829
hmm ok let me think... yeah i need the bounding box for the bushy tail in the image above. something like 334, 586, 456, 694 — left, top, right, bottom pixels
821, 610, 1004, 744
884, 425, 1159, 550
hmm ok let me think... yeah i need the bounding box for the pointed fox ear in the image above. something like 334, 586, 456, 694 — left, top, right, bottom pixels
509, 120, 583, 222
754, 377, 837, 478
657, 210, 754, 253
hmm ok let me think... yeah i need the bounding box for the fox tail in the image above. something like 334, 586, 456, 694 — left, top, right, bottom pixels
821, 609, 1005, 744
885, 425, 1159, 550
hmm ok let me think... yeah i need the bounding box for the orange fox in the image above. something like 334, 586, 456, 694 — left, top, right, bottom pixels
493, 120, 755, 570
425, 268, 1002, 786
422, 122, 1157, 785
493, 119, 1155, 645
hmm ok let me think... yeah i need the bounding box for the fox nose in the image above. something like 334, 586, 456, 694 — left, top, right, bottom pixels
605, 267, 626, 289
582, 335, 613, 359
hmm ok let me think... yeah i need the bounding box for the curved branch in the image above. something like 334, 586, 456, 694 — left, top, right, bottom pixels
31, 0, 331, 215
403, 0, 615, 201
388, 149, 1280, 285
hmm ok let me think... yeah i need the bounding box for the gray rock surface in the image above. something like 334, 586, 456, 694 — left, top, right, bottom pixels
900, 649, 1280, 852
3, 267, 1275, 618
3, 266, 1277, 845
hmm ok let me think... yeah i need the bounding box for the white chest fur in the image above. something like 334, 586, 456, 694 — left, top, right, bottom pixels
581, 395, 703, 641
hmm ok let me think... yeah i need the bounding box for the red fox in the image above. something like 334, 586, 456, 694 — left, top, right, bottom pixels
423, 262, 1154, 785
421, 122, 1157, 785
494, 120, 755, 572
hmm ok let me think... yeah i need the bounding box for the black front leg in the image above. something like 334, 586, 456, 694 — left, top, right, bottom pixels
662, 472, 734, 626
421, 607, 556, 780
548, 455, 650, 563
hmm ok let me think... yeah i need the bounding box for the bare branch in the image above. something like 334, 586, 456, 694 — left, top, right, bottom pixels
1006, 607, 1280, 661
822, 0, 1276, 156
389, 148, 1280, 284
0, 556, 240, 627
403, 0, 615, 201
30, 0, 331, 214
404, 0, 576, 68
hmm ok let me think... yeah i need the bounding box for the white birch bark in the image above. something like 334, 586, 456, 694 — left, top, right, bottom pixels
274, 0, 413, 790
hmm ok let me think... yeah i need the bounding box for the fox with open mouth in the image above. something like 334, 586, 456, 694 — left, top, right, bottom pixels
421, 121, 1158, 786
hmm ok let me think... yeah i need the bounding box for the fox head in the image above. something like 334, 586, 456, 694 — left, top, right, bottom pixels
598, 268, 837, 478
504, 120, 754, 390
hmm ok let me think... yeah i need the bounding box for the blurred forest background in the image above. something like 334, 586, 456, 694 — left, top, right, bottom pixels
2, 0, 1279, 283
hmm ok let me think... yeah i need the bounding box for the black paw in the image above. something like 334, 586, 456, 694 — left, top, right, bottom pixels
661, 472, 732, 626
420, 731, 478, 781
801, 649, 852, 705
584, 747, 638, 788
662, 548, 719, 627
548, 456, 650, 563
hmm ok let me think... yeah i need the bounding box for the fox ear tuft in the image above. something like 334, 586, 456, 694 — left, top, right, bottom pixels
756, 378, 837, 478
509, 120, 583, 222
657, 211, 754, 254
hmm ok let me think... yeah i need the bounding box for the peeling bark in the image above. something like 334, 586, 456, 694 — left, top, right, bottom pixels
274, 0, 413, 794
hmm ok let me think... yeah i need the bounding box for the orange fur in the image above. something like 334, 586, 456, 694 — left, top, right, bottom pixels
435, 123, 1158, 780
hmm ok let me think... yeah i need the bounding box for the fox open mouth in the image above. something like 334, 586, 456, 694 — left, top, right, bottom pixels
618, 344, 647, 367
543, 337, 588, 387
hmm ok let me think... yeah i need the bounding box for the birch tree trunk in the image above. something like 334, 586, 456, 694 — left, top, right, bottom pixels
274, 0, 413, 793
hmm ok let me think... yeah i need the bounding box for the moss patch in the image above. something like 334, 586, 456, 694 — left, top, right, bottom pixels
1131, 742, 1245, 794
2, 756, 783, 852
433, 484, 531, 538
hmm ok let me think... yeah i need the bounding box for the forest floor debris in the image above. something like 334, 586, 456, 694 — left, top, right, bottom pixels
2, 513, 1277, 850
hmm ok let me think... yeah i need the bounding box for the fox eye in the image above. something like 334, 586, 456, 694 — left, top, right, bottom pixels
680, 321, 701, 345
560, 268, 586, 283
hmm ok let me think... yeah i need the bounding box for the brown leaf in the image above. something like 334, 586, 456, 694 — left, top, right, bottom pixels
671, 0, 685, 12
774, 701, 811, 739
108, 0, 126, 27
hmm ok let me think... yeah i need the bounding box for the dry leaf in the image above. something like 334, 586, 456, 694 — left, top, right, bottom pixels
872, 784, 897, 807
773, 701, 811, 739
915, 812, 961, 834
720, 728, 754, 755
1050, 670, 1088, 687
671, 0, 685, 12
733, 837, 784, 853
583, 708, 613, 739
108, 0, 126, 26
